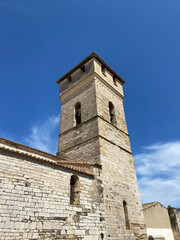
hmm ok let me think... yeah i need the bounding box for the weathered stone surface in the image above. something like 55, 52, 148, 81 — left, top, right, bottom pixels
168, 206, 180, 240
0, 148, 105, 240
0, 53, 147, 240
58, 54, 147, 240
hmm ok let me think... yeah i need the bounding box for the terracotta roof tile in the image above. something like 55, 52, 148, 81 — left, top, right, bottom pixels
0, 137, 96, 176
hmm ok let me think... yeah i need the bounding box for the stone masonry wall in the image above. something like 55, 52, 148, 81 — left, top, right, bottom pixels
58, 76, 97, 150
57, 56, 147, 240
168, 206, 180, 240
0, 149, 105, 240
99, 135, 146, 240
58, 75, 101, 164
95, 77, 147, 240
173, 208, 180, 233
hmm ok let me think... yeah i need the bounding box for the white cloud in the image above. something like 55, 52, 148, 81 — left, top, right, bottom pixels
134, 141, 180, 208
24, 115, 59, 154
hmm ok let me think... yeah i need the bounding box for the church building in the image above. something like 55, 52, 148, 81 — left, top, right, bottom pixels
0, 52, 147, 240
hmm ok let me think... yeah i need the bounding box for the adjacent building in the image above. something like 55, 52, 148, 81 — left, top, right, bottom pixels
143, 202, 175, 240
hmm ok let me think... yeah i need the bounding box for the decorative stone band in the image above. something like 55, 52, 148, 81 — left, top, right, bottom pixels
58, 134, 132, 156
59, 114, 129, 138
59, 72, 124, 100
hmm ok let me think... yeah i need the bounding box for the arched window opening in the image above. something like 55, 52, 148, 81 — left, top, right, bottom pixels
148, 236, 154, 240
75, 102, 81, 126
109, 102, 116, 126
70, 175, 80, 205
123, 201, 130, 230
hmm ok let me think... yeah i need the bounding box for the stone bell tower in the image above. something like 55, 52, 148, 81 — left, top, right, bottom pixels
56, 52, 147, 240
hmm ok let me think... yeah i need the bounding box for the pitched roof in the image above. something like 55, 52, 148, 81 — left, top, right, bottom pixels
56, 52, 125, 85
142, 201, 159, 210
0, 137, 96, 176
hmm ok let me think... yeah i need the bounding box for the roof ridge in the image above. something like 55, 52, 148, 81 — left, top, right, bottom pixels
142, 201, 159, 210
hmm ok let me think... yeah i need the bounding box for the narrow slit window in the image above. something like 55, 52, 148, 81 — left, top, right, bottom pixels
113, 76, 118, 86
70, 175, 80, 205
75, 102, 81, 125
81, 65, 85, 72
109, 102, 116, 126
68, 75, 71, 82
101, 65, 106, 76
123, 201, 130, 230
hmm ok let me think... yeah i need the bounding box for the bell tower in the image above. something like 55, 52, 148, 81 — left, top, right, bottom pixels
56, 52, 147, 240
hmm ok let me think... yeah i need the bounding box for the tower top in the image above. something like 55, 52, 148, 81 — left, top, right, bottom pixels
56, 52, 125, 85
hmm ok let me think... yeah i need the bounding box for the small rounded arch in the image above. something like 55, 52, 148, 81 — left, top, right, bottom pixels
70, 175, 79, 185
109, 101, 116, 126
74, 102, 81, 126
123, 200, 130, 230
70, 175, 80, 205
148, 236, 154, 240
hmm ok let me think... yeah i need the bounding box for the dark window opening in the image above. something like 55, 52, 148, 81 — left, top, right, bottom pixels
148, 236, 154, 240
75, 102, 81, 125
123, 201, 130, 230
101, 65, 106, 75
81, 65, 85, 72
109, 102, 116, 126
67, 75, 71, 82
113, 76, 118, 86
70, 175, 80, 205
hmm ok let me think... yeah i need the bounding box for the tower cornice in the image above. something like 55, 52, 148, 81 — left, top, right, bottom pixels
56, 52, 125, 85
59, 72, 124, 100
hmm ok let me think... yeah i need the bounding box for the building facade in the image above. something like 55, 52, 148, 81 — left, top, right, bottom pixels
0, 52, 147, 240
143, 202, 174, 240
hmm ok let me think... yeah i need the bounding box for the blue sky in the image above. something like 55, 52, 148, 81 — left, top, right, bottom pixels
0, 0, 180, 207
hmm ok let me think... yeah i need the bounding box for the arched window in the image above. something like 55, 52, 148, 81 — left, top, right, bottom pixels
75, 102, 81, 126
70, 175, 80, 205
123, 200, 130, 230
109, 102, 116, 126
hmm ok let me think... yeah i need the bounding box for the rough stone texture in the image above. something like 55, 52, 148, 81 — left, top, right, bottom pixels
0, 53, 147, 240
95, 76, 146, 240
168, 206, 180, 240
0, 147, 105, 240
58, 56, 147, 240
